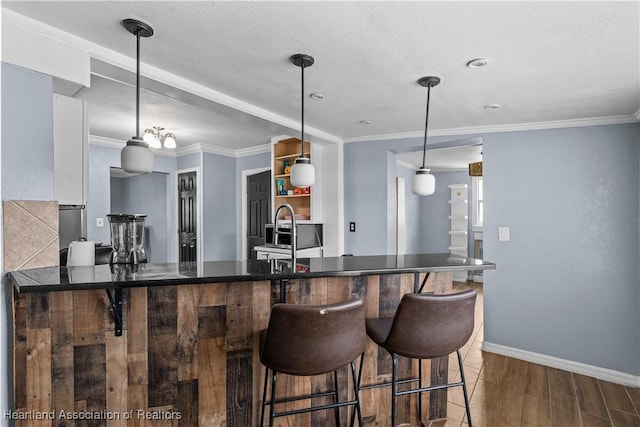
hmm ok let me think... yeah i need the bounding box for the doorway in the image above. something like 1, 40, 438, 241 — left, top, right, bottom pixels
178, 171, 198, 263
246, 169, 271, 260
110, 167, 169, 263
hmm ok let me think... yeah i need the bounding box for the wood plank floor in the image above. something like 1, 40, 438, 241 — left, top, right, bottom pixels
416, 282, 640, 427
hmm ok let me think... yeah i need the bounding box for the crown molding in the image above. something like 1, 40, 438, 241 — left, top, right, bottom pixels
344, 114, 640, 143
395, 159, 419, 171
89, 135, 124, 149
174, 144, 204, 157
199, 144, 236, 158
235, 143, 271, 158
90, 136, 271, 159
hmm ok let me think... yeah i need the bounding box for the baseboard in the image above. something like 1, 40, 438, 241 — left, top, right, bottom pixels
482, 342, 640, 387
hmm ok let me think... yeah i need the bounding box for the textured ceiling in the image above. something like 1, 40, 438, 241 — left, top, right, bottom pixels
2, 1, 639, 164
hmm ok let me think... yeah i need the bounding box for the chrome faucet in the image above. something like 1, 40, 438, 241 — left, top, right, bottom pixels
273, 203, 297, 262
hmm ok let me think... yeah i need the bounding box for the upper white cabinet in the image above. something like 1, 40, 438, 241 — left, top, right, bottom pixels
53, 94, 87, 205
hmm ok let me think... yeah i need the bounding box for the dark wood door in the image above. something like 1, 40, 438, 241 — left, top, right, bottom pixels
247, 170, 271, 260
178, 171, 197, 263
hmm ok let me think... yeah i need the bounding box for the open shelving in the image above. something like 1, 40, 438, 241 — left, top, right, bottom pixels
273, 137, 312, 220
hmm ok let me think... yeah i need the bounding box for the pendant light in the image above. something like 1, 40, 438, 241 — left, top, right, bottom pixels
412, 76, 441, 196
120, 18, 154, 174
289, 54, 315, 187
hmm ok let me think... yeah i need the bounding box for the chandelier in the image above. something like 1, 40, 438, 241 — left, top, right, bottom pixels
143, 126, 176, 149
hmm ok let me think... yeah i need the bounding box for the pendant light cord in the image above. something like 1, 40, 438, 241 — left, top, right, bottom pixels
421, 84, 432, 169
135, 30, 141, 138
300, 63, 305, 158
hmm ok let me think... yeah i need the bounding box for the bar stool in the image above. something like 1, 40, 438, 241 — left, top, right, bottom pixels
259, 298, 366, 427
365, 290, 477, 426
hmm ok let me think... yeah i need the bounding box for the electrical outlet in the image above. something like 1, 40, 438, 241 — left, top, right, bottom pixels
96, 218, 104, 228
498, 226, 510, 241
349, 222, 356, 232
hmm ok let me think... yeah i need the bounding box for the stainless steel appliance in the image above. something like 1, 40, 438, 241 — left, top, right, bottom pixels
265, 223, 323, 249
59, 204, 85, 249
107, 214, 148, 264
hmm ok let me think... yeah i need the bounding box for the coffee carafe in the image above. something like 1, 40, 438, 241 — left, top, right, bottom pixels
107, 214, 148, 264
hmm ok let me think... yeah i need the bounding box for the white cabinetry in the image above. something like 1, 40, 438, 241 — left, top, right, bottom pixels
53, 94, 87, 205
254, 245, 323, 260
449, 184, 468, 282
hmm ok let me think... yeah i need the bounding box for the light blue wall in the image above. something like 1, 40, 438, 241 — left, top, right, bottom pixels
202, 152, 237, 260
1, 63, 54, 201
0, 62, 56, 420
482, 124, 640, 376
235, 152, 271, 259
110, 176, 125, 213
345, 123, 640, 377
88, 144, 122, 244
177, 152, 201, 170
110, 173, 169, 263
344, 140, 395, 255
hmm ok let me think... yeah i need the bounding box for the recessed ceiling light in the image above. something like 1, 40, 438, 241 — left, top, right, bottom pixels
310, 92, 324, 100
467, 58, 489, 68
360, 120, 372, 125
484, 104, 501, 109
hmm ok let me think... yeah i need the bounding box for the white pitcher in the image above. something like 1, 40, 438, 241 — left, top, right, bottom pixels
67, 240, 95, 266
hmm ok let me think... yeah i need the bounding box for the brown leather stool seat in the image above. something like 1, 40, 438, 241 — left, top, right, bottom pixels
260, 298, 366, 427
365, 289, 477, 426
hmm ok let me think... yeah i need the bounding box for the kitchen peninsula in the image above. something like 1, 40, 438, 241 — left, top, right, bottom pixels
8, 253, 494, 426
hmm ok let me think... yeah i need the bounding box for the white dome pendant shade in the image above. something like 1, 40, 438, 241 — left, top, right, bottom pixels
412, 168, 436, 195
120, 18, 154, 174
412, 76, 441, 196
121, 136, 154, 173
290, 157, 315, 187
289, 53, 315, 187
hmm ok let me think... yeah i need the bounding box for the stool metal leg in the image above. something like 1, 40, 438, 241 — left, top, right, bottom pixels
260, 367, 270, 427
333, 370, 341, 426
457, 349, 473, 427
269, 370, 278, 427
418, 357, 423, 423
391, 353, 398, 426
349, 359, 364, 427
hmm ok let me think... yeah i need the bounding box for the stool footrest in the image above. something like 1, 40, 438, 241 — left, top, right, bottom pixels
396, 380, 464, 397
360, 376, 420, 390
265, 389, 338, 405
270, 398, 359, 418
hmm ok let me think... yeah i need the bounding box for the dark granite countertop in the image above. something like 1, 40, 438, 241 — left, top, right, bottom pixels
7, 253, 495, 293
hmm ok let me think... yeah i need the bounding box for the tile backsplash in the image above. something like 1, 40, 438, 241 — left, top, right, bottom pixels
3, 200, 59, 271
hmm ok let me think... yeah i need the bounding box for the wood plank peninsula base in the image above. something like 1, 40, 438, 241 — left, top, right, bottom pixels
9, 255, 494, 426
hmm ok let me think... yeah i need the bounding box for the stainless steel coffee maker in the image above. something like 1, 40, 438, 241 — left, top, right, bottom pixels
107, 214, 148, 264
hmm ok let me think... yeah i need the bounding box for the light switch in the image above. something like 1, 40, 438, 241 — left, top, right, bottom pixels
498, 227, 510, 241
96, 218, 104, 228
349, 222, 356, 232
